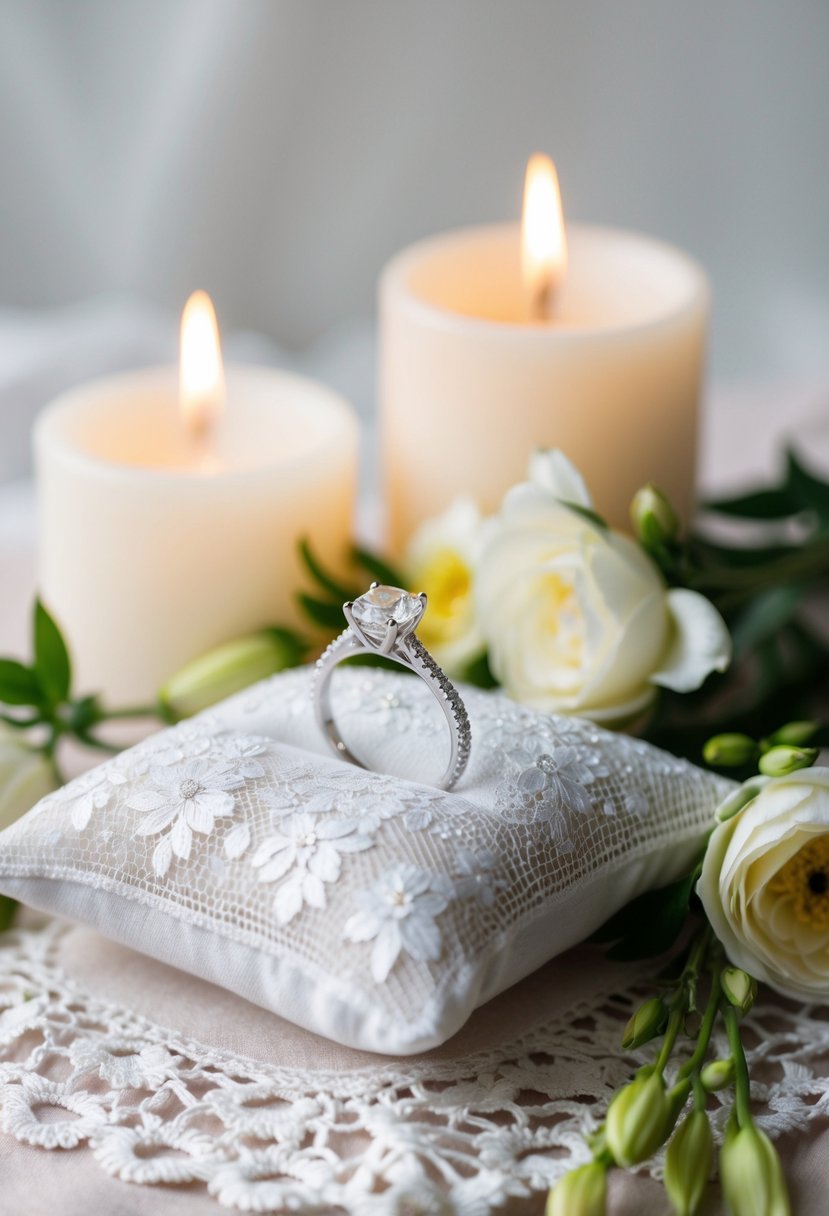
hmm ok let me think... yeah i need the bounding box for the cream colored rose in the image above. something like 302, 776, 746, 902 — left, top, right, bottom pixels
475, 451, 731, 724
405, 497, 487, 674
698, 768, 829, 1001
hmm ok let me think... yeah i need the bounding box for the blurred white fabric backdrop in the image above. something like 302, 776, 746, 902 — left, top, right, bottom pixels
0, 0, 827, 481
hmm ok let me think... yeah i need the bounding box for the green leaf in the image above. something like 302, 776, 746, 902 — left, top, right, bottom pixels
298, 539, 355, 602
33, 599, 72, 705
560, 501, 608, 530
703, 486, 800, 520
786, 448, 829, 519
297, 594, 345, 632
591, 871, 697, 961
0, 659, 42, 707
0, 896, 17, 933
730, 585, 803, 659
457, 651, 499, 689
263, 627, 311, 666
351, 546, 406, 589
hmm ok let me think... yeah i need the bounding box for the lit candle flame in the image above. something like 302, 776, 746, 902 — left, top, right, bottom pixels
179, 290, 225, 437
521, 153, 567, 320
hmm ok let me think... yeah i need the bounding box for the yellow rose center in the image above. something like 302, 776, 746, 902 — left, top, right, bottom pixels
540, 572, 584, 671
416, 549, 472, 646
769, 836, 829, 930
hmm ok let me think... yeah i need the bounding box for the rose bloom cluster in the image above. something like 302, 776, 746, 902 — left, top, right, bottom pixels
406, 450, 731, 727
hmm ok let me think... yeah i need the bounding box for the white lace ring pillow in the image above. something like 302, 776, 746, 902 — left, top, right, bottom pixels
0, 667, 730, 1054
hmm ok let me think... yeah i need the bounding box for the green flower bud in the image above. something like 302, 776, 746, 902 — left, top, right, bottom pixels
605, 1071, 670, 1167
703, 733, 757, 768
0, 728, 56, 829
665, 1109, 713, 1216
700, 1057, 735, 1092
159, 629, 306, 721
621, 997, 667, 1051
769, 721, 819, 747
758, 745, 819, 778
630, 483, 680, 549
721, 967, 758, 1016
720, 1123, 791, 1216
546, 1161, 607, 1216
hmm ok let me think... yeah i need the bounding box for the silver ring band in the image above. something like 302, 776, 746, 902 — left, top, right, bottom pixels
313, 585, 471, 790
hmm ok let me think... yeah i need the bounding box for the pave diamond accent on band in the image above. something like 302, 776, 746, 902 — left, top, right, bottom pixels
313, 585, 472, 790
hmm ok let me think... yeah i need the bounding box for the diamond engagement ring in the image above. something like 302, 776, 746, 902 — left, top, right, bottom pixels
313, 584, 471, 790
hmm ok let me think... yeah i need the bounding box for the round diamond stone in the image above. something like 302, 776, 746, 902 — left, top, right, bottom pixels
352, 585, 422, 642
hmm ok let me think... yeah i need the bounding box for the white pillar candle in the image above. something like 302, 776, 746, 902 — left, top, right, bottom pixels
380, 207, 709, 550
35, 363, 358, 706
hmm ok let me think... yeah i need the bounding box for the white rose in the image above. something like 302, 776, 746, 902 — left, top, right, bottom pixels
698, 768, 829, 1001
0, 728, 56, 829
475, 450, 731, 725
405, 497, 488, 674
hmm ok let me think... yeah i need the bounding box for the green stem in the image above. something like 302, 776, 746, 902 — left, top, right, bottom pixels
99, 704, 160, 722
655, 922, 712, 1074
76, 734, 122, 755
677, 958, 722, 1081
0, 713, 41, 729
723, 1004, 753, 1129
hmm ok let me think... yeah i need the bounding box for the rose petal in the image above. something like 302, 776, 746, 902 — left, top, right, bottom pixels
651, 589, 731, 692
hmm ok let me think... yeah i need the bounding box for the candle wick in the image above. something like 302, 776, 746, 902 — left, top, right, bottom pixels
532, 278, 555, 323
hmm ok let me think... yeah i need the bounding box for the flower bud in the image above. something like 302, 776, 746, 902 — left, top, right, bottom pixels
700, 1057, 735, 1092
621, 997, 667, 1051
665, 1109, 712, 1216
720, 1124, 791, 1216
545, 1161, 607, 1216
721, 967, 758, 1016
703, 733, 757, 768
605, 1071, 670, 1167
630, 484, 680, 550
159, 629, 306, 721
759, 745, 819, 778
769, 721, 819, 748
0, 729, 56, 829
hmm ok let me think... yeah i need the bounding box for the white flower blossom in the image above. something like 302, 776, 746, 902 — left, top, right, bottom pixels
344, 865, 453, 982
252, 812, 373, 925
451, 849, 507, 907
127, 759, 246, 877
476, 450, 731, 725
213, 734, 270, 779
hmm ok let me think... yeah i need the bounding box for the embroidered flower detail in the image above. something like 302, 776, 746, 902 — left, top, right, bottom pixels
0, 1075, 107, 1149
344, 865, 453, 982
497, 748, 603, 850
66, 768, 128, 831
93, 1121, 217, 1184
252, 813, 373, 925
69, 1038, 176, 1089
213, 734, 270, 779
127, 760, 246, 877
451, 849, 507, 907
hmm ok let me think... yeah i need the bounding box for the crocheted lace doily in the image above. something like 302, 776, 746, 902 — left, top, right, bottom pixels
0, 919, 826, 1213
